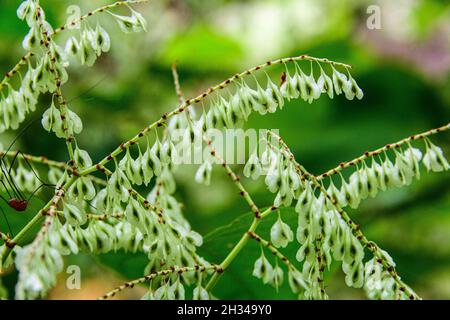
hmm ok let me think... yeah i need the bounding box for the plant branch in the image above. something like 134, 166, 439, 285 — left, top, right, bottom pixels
268, 130, 421, 300
98, 264, 220, 300
247, 231, 298, 272
79, 54, 351, 177
0, 0, 150, 91
0, 52, 34, 90
0, 176, 76, 264
316, 122, 450, 181
0, 149, 107, 186
203, 137, 278, 291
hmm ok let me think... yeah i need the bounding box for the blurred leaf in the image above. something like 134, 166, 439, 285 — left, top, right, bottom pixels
95, 251, 149, 281
161, 24, 244, 71
200, 207, 301, 299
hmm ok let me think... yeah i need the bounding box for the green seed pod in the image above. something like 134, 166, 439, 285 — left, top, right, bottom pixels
270, 214, 294, 248
288, 268, 308, 294
253, 251, 273, 284
280, 69, 300, 100
332, 66, 351, 96
193, 286, 209, 300
22, 26, 40, 51
423, 140, 449, 172
63, 202, 87, 226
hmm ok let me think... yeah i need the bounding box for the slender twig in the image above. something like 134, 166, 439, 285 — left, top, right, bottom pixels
203, 137, 278, 291
171, 63, 185, 105
0, 150, 107, 186
268, 130, 421, 300
98, 264, 221, 300
316, 122, 450, 181
34, 5, 75, 160
205, 138, 263, 219
247, 231, 299, 272
0, 0, 150, 91
86, 212, 125, 221
0, 52, 34, 90
313, 237, 327, 299
79, 55, 352, 177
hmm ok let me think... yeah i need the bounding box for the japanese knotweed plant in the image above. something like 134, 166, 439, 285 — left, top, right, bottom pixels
0, 0, 449, 300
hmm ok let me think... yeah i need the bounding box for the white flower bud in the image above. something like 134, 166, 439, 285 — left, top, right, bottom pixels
270, 264, 284, 289
195, 161, 212, 186
423, 141, 449, 172
193, 286, 209, 300
317, 67, 334, 99
65, 37, 80, 56
243, 152, 262, 180
270, 215, 294, 248
280, 70, 299, 100
288, 268, 308, 293
253, 252, 273, 284
63, 202, 87, 226
74, 147, 92, 168
22, 26, 39, 51
332, 66, 351, 96
110, 8, 147, 33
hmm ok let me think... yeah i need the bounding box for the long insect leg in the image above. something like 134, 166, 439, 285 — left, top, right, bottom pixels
7, 150, 20, 178
0, 201, 13, 237
0, 120, 37, 201
12, 150, 56, 188
0, 179, 14, 200
0, 159, 25, 201
26, 183, 52, 202
0, 120, 36, 164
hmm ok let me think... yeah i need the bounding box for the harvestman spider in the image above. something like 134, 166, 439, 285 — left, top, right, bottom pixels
0, 122, 56, 236
0, 76, 108, 236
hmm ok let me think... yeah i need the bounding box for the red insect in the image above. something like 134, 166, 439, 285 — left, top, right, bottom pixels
0, 121, 54, 236
7, 199, 28, 212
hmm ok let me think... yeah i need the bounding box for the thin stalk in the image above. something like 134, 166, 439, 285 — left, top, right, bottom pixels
0, 1, 150, 91
269, 130, 421, 299
99, 264, 220, 300
0, 176, 76, 265
79, 54, 351, 176
317, 122, 450, 180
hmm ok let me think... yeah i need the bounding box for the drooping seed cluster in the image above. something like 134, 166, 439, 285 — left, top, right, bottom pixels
112, 133, 212, 297
170, 59, 367, 298
0, 157, 41, 194
251, 229, 309, 296
245, 148, 369, 299
14, 216, 148, 299
364, 257, 413, 300
241, 130, 448, 299
175, 61, 363, 187
1, 0, 146, 136
2, 0, 448, 301
325, 140, 449, 210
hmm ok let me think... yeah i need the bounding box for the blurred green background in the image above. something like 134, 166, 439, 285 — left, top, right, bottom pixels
0, 0, 449, 299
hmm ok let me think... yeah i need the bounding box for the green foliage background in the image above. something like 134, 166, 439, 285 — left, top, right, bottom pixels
0, 0, 449, 299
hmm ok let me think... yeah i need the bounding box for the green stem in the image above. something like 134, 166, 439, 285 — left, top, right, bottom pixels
205, 206, 274, 291
317, 122, 450, 180
0, 176, 77, 266
79, 55, 351, 176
